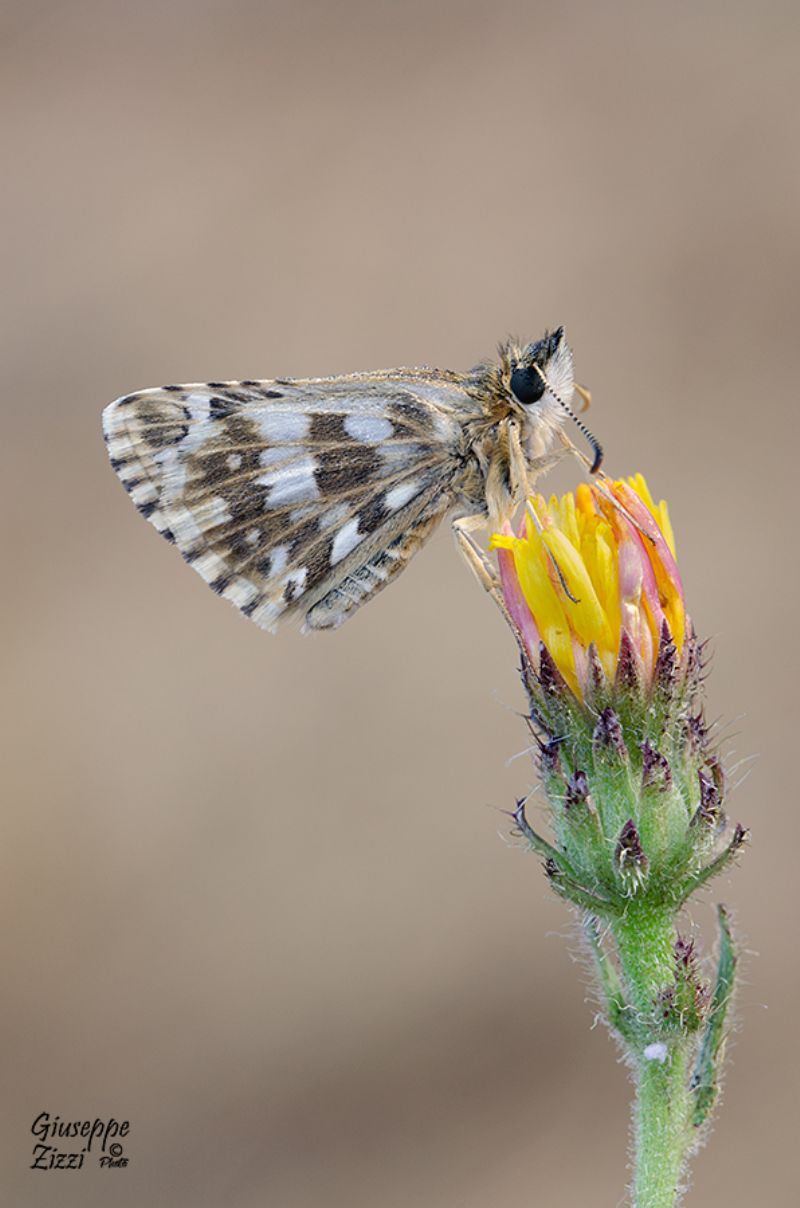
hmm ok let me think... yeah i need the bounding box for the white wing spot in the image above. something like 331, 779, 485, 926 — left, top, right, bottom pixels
259, 447, 295, 468
227, 453, 243, 471
246, 528, 261, 546
185, 392, 213, 418
258, 456, 320, 506
331, 518, 363, 565
344, 415, 394, 443
384, 481, 420, 512
269, 544, 290, 577
255, 412, 310, 443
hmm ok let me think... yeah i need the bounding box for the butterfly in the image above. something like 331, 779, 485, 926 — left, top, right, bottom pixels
102, 326, 601, 631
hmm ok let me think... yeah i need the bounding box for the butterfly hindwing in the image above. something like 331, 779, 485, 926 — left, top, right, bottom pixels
304, 495, 452, 629
102, 374, 475, 629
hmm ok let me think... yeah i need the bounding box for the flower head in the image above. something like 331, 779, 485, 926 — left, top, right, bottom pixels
488, 468, 745, 922
492, 474, 685, 700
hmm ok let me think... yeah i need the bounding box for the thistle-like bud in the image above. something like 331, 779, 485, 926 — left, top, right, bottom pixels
694, 769, 724, 827
614, 818, 649, 894
593, 707, 627, 761
565, 769, 590, 809
490, 474, 746, 917
641, 741, 672, 792
659, 936, 708, 1034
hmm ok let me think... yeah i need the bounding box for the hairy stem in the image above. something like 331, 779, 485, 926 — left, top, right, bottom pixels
613, 906, 675, 1014
612, 906, 693, 1207
632, 1043, 693, 1208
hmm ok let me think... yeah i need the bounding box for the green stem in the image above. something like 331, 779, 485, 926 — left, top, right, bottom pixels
613, 906, 676, 1014
612, 907, 693, 1208
633, 1043, 692, 1208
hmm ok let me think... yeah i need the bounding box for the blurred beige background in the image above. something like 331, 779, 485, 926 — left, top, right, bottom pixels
2, 1, 798, 1204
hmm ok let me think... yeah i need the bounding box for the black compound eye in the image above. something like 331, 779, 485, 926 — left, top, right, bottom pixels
510, 365, 546, 406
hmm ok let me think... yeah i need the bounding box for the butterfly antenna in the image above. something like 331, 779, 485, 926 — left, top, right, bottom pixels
535, 368, 604, 473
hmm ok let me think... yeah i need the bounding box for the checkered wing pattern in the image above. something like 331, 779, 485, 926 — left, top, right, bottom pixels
103, 372, 478, 630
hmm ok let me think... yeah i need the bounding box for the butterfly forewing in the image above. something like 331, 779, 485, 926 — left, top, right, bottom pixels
103, 373, 478, 630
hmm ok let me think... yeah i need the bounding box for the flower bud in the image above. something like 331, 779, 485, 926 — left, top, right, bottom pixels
593, 707, 627, 761
490, 473, 747, 916
614, 818, 649, 894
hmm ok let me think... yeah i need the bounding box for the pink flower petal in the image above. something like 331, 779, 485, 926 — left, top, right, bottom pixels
611, 481, 685, 604
497, 545, 541, 664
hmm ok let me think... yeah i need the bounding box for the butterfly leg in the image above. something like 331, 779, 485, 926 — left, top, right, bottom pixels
508, 421, 534, 502
453, 514, 530, 637
453, 514, 501, 596
556, 428, 594, 472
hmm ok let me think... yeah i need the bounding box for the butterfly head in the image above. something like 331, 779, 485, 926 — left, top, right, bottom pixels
509, 326, 574, 412
509, 327, 603, 474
